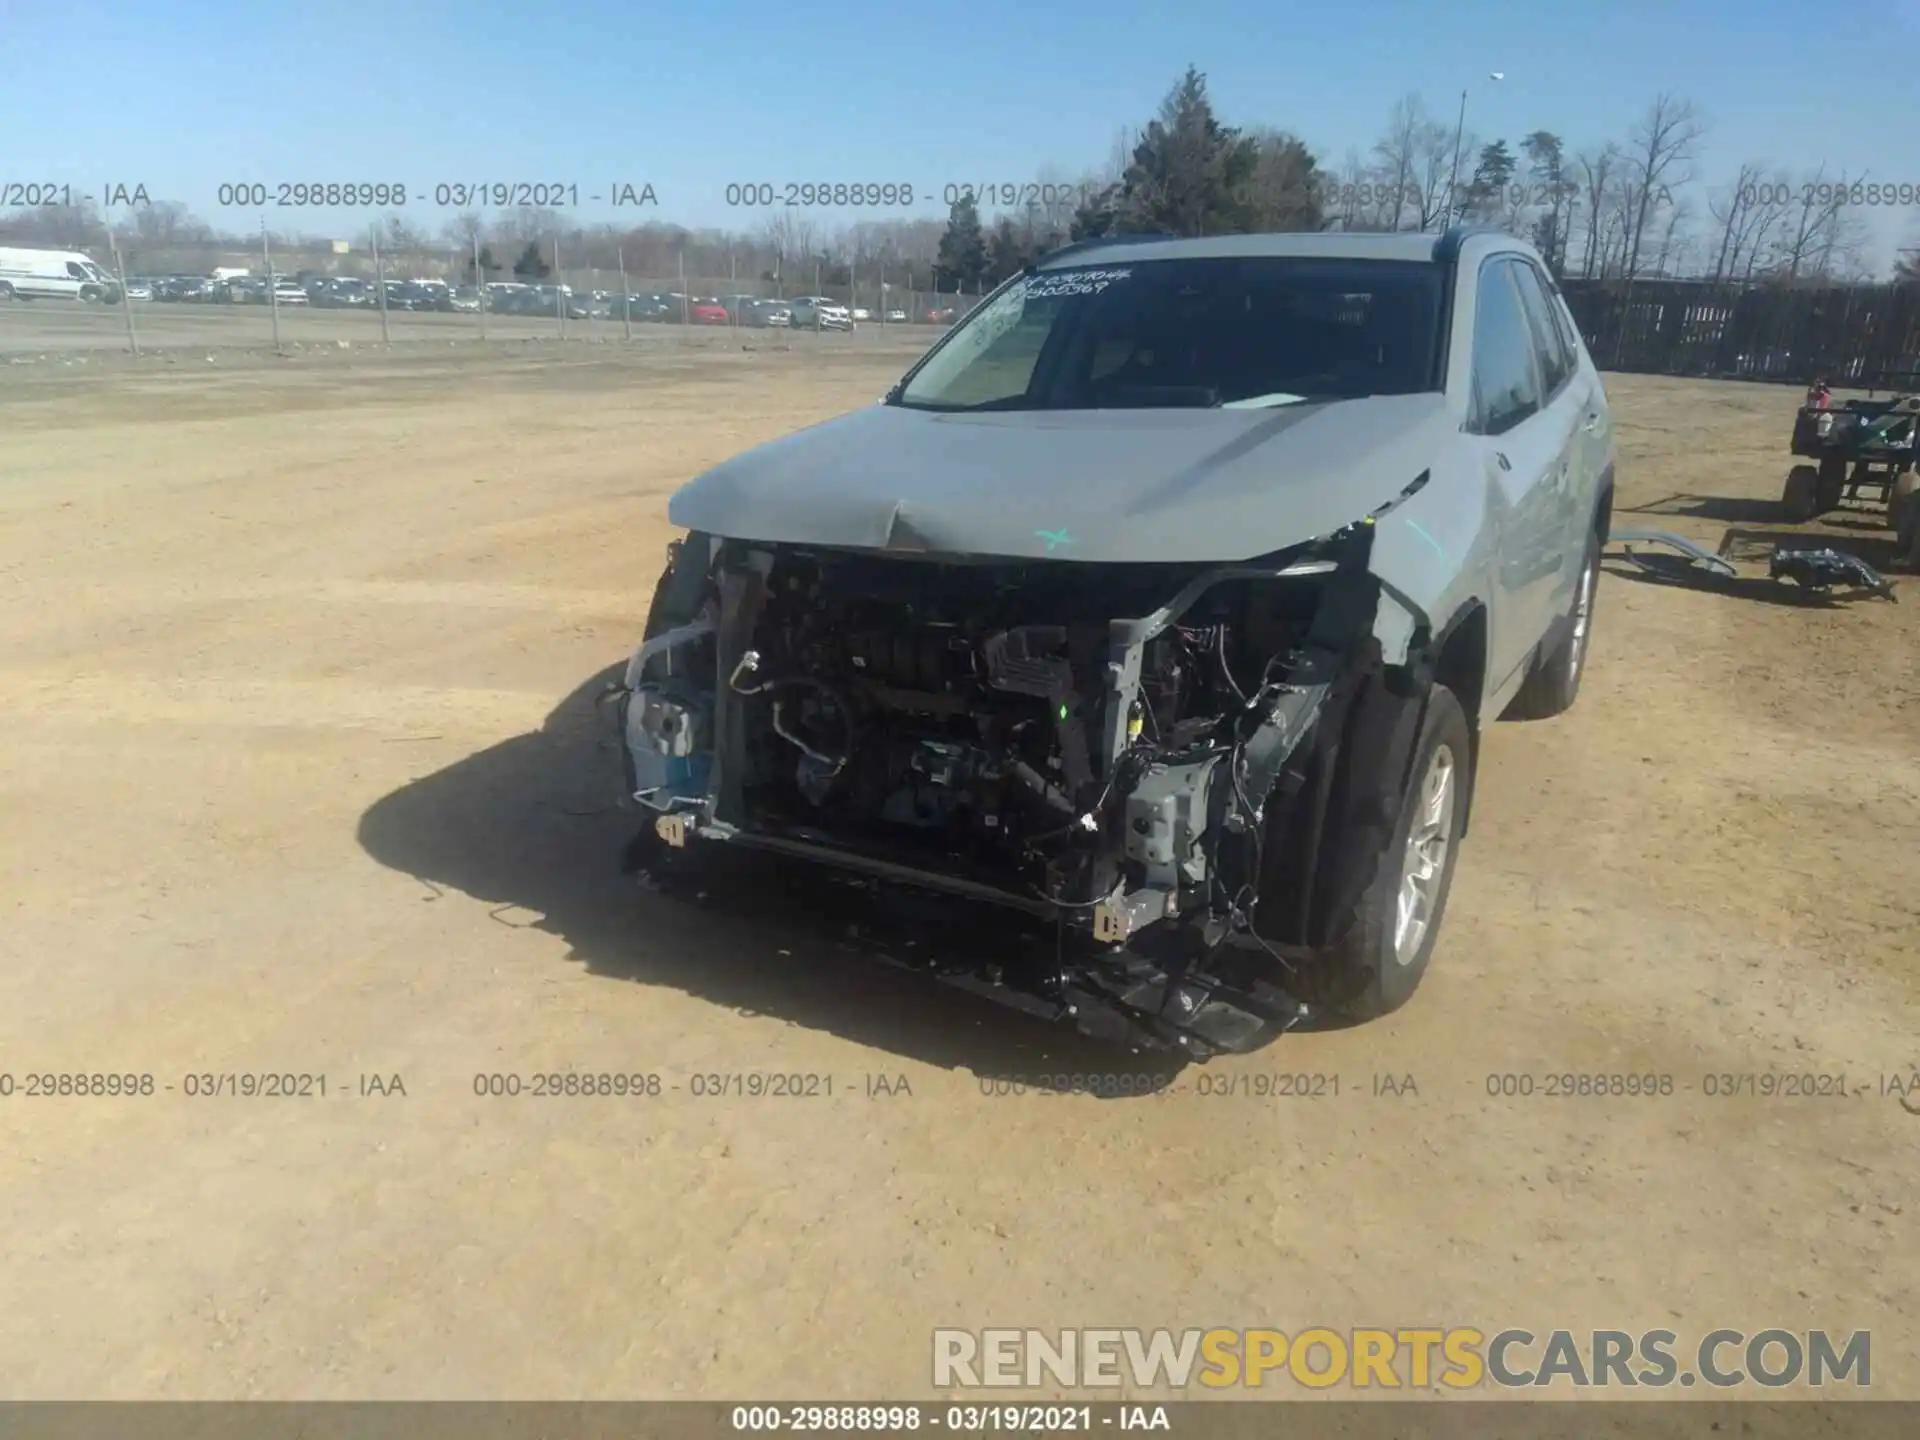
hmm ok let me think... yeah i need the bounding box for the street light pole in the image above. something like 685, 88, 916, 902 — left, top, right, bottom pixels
1445, 89, 1469, 230
1444, 72, 1504, 231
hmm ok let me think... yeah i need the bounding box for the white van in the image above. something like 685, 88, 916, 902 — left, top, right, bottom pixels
0, 247, 123, 303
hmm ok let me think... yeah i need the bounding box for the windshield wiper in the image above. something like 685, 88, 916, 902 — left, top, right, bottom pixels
891, 392, 1039, 412
1217, 392, 1357, 409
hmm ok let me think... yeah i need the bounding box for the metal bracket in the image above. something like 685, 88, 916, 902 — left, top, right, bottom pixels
1091, 886, 1178, 945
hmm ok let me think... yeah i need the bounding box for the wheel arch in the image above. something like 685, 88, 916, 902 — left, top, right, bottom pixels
1425, 600, 1488, 835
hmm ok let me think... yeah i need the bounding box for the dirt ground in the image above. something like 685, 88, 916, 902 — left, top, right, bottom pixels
0, 336, 1915, 1401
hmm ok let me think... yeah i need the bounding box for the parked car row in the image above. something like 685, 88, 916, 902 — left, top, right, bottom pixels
135, 274, 318, 305
110, 272, 966, 325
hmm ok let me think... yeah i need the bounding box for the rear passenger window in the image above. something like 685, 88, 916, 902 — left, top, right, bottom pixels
1510, 262, 1573, 396
1547, 286, 1587, 372
1469, 262, 1541, 436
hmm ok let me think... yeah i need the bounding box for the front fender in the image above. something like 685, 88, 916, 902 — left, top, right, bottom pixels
1365, 455, 1499, 683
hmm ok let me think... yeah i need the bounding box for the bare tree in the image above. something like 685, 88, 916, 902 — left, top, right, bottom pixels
1413, 118, 1471, 230
1323, 146, 1368, 230
1065, 125, 1141, 233
1808, 177, 1871, 282
759, 213, 820, 290
440, 211, 485, 251
1370, 95, 1429, 231
1620, 93, 1706, 279
1894, 223, 1920, 283
1818, 215, 1873, 282
1572, 144, 1620, 277
0, 199, 108, 248
1768, 165, 1858, 282
490, 206, 565, 252
1707, 162, 1773, 283
1027, 161, 1084, 242
115, 199, 213, 248
1650, 195, 1698, 277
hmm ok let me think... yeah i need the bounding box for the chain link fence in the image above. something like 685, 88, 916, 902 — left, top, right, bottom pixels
1, 233, 987, 360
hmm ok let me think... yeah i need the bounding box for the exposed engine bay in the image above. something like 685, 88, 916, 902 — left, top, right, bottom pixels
619, 523, 1439, 1056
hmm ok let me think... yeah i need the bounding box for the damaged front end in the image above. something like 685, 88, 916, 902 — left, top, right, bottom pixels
617, 520, 1435, 1058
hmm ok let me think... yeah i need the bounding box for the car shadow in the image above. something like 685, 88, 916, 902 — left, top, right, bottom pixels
1819, 512, 1898, 534
355, 664, 1191, 1092
1600, 558, 1840, 608
1620, 491, 1787, 525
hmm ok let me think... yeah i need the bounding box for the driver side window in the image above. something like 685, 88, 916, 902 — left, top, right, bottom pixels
1468, 260, 1542, 437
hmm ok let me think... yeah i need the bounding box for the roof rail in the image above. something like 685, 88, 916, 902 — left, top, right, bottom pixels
1431, 226, 1502, 264
1031, 232, 1178, 269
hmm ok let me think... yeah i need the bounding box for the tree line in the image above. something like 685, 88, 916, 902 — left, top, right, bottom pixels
0, 66, 1905, 289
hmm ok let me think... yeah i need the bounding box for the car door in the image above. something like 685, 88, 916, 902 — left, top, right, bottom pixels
1507, 259, 1588, 618
1464, 257, 1561, 692
1543, 269, 1612, 528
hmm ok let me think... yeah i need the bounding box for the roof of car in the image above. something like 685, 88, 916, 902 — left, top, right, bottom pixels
1032, 227, 1517, 270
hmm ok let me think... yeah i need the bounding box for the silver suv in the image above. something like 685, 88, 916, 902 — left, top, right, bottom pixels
786, 295, 853, 330
619, 228, 1615, 1055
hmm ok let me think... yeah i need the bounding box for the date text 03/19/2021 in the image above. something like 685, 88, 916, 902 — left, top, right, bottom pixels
207, 182, 659, 209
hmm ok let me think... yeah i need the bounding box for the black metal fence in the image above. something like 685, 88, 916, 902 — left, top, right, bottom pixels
1560, 278, 1920, 390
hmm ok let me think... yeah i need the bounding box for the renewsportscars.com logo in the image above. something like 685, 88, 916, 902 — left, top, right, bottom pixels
932, 1328, 1871, 1391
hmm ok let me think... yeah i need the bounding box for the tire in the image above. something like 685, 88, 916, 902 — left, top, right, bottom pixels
1502, 526, 1600, 721
1897, 491, 1920, 572
1782, 465, 1820, 522
0, 281, 12, 300
1294, 683, 1474, 1021
78, 284, 103, 303
1890, 471, 1916, 529
1818, 455, 1847, 511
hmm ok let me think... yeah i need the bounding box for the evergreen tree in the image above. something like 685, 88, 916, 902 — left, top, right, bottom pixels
1102, 67, 1263, 237
934, 194, 987, 290
512, 241, 551, 280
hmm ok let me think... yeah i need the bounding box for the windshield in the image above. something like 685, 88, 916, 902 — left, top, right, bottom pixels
894, 256, 1444, 411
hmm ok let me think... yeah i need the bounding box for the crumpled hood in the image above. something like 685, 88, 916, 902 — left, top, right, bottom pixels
667, 394, 1456, 563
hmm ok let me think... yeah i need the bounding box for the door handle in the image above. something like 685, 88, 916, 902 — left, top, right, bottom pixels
1582, 413, 1601, 432
1494, 451, 1512, 471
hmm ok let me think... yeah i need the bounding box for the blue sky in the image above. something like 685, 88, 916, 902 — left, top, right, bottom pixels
6, 0, 1920, 266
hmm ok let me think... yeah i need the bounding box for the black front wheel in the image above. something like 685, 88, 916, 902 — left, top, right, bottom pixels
1291, 683, 1474, 1021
